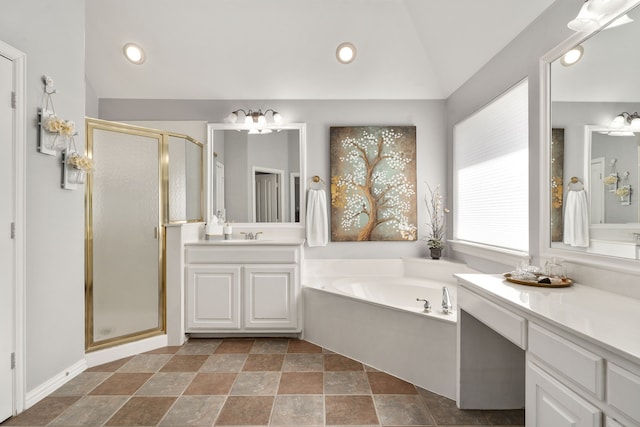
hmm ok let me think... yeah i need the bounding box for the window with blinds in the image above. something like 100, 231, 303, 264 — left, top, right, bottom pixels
453, 79, 529, 253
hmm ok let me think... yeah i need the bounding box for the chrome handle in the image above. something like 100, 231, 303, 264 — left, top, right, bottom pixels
416, 298, 431, 313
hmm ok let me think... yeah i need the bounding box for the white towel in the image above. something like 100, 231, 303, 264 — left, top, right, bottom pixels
563, 189, 589, 247
306, 188, 328, 247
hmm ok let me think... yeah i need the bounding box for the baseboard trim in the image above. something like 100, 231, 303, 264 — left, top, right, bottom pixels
85, 334, 168, 368
25, 359, 87, 409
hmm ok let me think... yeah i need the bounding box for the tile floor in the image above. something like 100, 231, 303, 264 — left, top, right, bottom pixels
1, 338, 525, 426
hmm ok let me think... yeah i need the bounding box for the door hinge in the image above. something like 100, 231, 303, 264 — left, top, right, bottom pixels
11, 91, 16, 109
10, 352, 15, 370
10, 222, 15, 239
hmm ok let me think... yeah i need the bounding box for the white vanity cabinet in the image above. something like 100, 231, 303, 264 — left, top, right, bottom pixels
186, 265, 242, 331
456, 274, 640, 427
185, 242, 302, 334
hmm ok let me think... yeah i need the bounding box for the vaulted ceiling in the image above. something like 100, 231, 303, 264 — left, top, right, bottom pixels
86, 0, 557, 100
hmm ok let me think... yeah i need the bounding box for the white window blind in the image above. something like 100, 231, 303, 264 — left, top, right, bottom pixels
453, 79, 529, 252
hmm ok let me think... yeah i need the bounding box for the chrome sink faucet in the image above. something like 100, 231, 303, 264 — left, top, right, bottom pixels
241, 231, 263, 240
442, 286, 453, 314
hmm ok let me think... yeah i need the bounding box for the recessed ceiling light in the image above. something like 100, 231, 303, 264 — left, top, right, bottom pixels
336, 42, 357, 64
560, 45, 584, 66
123, 43, 145, 65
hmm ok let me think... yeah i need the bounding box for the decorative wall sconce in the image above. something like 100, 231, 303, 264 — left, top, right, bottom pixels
616, 171, 632, 205
603, 158, 619, 192
61, 137, 94, 190
223, 108, 283, 134
38, 75, 76, 155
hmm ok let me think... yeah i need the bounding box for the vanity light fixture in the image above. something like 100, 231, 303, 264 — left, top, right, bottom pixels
568, 0, 629, 32
123, 43, 146, 65
606, 112, 640, 135
336, 42, 357, 64
224, 109, 284, 134
560, 45, 584, 66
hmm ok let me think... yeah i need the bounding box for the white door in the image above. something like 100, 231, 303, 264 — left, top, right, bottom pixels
0, 53, 15, 423
255, 173, 280, 222
590, 158, 605, 224
215, 161, 225, 214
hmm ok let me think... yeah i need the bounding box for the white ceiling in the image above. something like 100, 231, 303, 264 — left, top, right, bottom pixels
85, 0, 557, 101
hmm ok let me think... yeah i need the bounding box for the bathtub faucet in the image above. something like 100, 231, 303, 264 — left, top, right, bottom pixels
416, 298, 431, 313
442, 286, 453, 314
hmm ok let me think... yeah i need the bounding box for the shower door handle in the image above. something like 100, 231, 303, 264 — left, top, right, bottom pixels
154, 227, 158, 239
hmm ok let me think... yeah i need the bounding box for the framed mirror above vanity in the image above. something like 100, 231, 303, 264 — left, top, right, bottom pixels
206, 123, 307, 227
541, 1, 640, 270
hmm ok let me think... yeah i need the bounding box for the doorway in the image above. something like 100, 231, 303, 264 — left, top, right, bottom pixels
0, 40, 26, 422
252, 167, 284, 222
591, 157, 605, 224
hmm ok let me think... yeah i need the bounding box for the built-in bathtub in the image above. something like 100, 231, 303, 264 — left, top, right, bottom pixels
302, 258, 477, 399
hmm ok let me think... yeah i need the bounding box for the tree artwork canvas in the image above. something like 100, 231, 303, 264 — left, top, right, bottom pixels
330, 126, 417, 241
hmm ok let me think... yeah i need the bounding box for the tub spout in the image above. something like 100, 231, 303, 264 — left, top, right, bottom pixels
442, 286, 453, 314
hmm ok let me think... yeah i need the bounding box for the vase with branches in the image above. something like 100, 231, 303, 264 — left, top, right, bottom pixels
425, 183, 448, 259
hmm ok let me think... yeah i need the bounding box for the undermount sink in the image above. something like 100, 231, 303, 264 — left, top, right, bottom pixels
205, 238, 275, 244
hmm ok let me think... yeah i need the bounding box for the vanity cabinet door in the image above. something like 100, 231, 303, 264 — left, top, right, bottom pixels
527, 361, 602, 427
186, 265, 242, 331
243, 265, 298, 330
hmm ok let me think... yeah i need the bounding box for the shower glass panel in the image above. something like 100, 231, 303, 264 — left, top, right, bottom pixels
86, 119, 165, 351
167, 134, 203, 223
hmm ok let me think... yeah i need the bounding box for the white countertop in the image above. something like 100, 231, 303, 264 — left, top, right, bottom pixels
187, 238, 305, 246
455, 273, 640, 365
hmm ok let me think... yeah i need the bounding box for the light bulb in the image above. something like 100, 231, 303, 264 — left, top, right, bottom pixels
258, 114, 266, 124
336, 42, 357, 64
611, 114, 626, 128
123, 43, 145, 64
273, 112, 283, 123
567, 2, 599, 32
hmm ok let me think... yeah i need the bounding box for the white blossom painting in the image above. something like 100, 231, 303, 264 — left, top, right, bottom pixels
330, 126, 417, 241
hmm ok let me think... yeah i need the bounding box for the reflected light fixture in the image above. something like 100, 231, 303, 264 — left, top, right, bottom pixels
568, 0, 629, 32
123, 43, 145, 64
224, 109, 284, 134
560, 45, 584, 66
608, 112, 640, 135
336, 42, 357, 64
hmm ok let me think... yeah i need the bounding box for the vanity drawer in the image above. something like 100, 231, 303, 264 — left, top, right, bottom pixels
528, 323, 604, 398
607, 362, 640, 424
458, 287, 526, 349
186, 246, 299, 264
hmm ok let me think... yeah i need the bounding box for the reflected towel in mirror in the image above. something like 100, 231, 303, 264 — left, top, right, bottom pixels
306, 188, 328, 247
563, 185, 589, 247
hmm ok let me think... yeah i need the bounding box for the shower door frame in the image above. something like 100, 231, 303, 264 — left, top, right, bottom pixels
85, 118, 168, 352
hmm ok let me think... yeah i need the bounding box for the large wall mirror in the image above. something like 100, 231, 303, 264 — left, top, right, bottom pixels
207, 123, 307, 227
542, 1, 640, 269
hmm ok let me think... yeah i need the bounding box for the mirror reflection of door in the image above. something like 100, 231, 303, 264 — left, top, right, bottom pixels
590, 157, 605, 224
215, 160, 225, 216
253, 168, 284, 222
290, 173, 300, 222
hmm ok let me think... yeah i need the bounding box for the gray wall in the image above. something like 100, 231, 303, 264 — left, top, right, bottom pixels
0, 1, 86, 391
99, 99, 447, 259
